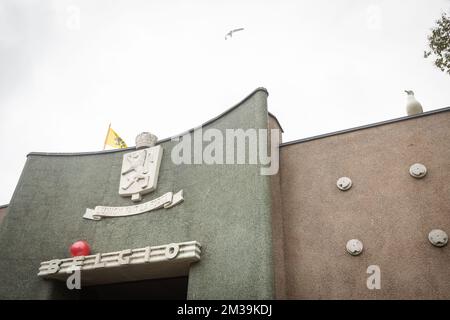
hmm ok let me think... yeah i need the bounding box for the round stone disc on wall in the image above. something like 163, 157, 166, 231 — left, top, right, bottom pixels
346, 239, 363, 256
409, 163, 427, 179
337, 177, 352, 191
428, 229, 448, 247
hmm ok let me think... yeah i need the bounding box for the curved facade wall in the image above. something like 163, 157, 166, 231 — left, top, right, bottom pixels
0, 89, 275, 299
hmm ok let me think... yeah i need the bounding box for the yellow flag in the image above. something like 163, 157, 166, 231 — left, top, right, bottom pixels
104, 125, 127, 149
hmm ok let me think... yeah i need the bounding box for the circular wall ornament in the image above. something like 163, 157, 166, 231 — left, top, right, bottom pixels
409, 163, 427, 179
337, 177, 352, 191
165, 243, 180, 259
346, 239, 363, 256
428, 229, 448, 247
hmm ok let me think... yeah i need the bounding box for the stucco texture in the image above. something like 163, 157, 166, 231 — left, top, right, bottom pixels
274, 110, 450, 299
0, 207, 7, 226
0, 89, 274, 299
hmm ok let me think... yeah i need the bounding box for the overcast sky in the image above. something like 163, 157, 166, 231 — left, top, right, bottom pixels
1, 0, 450, 204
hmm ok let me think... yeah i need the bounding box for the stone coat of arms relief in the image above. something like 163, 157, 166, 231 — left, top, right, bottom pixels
83, 132, 184, 220
119, 145, 163, 202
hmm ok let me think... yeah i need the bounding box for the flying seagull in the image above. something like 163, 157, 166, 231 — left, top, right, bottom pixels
225, 28, 244, 40
404, 90, 423, 116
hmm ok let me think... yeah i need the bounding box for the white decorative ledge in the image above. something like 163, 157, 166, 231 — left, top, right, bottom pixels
38, 241, 201, 286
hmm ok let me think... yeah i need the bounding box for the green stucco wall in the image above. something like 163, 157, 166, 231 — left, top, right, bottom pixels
0, 89, 274, 299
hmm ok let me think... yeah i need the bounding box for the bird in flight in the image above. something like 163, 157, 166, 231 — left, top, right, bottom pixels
225, 28, 244, 40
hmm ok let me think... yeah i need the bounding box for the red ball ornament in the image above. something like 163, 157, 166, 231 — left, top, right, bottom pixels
70, 240, 91, 257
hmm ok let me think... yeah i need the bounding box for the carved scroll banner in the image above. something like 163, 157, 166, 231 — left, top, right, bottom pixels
83, 190, 184, 221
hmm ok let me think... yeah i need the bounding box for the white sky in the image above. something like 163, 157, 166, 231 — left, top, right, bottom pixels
1, 0, 450, 204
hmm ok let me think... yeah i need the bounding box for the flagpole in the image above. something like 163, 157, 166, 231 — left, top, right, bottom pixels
103, 123, 111, 150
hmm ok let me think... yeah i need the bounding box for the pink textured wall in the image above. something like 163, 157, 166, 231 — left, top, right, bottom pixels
273, 110, 450, 299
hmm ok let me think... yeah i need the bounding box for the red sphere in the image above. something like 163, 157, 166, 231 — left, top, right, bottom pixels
70, 240, 91, 257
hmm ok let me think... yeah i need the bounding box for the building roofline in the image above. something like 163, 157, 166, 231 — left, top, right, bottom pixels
268, 112, 284, 133
0, 204, 8, 209
280, 106, 450, 147
27, 87, 269, 157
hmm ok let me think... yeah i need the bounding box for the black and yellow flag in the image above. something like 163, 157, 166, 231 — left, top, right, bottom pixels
104, 124, 127, 149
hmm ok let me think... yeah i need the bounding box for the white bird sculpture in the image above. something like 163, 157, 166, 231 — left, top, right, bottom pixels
405, 90, 423, 116
225, 28, 244, 40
